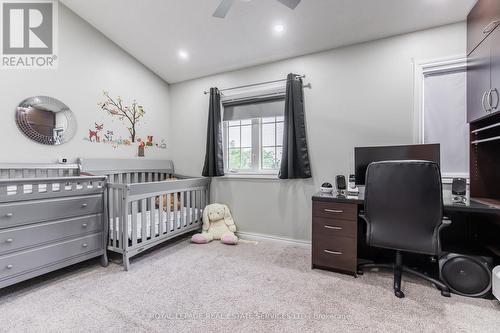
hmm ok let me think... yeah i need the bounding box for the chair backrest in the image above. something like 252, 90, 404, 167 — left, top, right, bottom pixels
364, 160, 443, 255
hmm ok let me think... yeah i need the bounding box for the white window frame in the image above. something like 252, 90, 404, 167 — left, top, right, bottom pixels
413, 55, 468, 181
221, 87, 285, 178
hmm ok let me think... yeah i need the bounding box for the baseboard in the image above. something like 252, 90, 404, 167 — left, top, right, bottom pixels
236, 231, 311, 247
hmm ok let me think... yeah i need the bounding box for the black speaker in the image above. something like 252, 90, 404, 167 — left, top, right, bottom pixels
439, 253, 493, 297
336, 175, 346, 191
452, 178, 467, 196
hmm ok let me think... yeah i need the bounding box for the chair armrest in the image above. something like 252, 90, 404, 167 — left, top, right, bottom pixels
441, 216, 452, 225
437, 216, 452, 234
359, 213, 369, 224
436, 216, 452, 254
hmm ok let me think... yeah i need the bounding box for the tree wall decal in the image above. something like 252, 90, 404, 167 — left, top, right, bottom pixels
98, 91, 145, 143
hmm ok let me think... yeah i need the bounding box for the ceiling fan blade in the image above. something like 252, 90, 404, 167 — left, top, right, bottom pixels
276, 0, 301, 10
213, 0, 236, 18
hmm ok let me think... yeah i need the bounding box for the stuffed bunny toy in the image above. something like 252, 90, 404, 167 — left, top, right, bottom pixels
191, 203, 238, 245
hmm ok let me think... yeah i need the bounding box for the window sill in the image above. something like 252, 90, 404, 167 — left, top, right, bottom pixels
218, 173, 280, 180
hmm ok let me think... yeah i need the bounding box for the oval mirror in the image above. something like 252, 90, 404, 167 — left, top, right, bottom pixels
15, 96, 77, 145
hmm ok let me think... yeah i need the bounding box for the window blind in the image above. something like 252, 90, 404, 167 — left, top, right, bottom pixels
423, 70, 468, 177
223, 97, 285, 121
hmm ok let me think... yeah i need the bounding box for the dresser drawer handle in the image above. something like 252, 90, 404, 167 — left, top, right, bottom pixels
324, 249, 343, 255
5, 213, 13, 218
324, 209, 343, 214
5, 238, 13, 243
324, 225, 342, 230
82, 223, 88, 228
6, 264, 13, 269
82, 243, 88, 248
81, 203, 88, 208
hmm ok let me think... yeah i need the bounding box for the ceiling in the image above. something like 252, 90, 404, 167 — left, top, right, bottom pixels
61, 0, 476, 84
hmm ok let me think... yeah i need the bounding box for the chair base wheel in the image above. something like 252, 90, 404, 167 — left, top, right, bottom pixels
394, 290, 405, 298
441, 289, 451, 297
357, 269, 364, 275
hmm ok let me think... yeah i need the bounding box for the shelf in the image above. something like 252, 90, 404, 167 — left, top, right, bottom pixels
471, 135, 500, 144
471, 121, 500, 134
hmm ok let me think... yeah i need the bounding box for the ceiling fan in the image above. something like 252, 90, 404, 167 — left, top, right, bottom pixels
213, 0, 302, 18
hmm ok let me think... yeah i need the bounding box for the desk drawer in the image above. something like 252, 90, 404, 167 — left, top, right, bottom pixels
312, 217, 356, 239
312, 233, 357, 273
0, 233, 102, 281
0, 195, 103, 228
0, 214, 102, 255
313, 201, 357, 221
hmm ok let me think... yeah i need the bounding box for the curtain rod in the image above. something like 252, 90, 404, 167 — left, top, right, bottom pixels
203, 74, 306, 95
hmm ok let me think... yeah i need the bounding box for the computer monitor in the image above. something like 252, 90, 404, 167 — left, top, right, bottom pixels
354, 144, 440, 185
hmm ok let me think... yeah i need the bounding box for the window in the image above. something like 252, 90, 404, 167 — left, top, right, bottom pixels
423, 70, 468, 178
415, 57, 468, 178
222, 96, 285, 174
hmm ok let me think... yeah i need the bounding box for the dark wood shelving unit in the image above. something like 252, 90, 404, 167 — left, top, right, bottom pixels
467, 0, 500, 263
469, 113, 500, 199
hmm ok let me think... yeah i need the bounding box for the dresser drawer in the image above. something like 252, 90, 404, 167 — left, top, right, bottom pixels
312, 233, 357, 273
0, 214, 102, 255
0, 195, 103, 228
312, 201, 357, 221
312, 217, 356, 239
0, 233, 102, 281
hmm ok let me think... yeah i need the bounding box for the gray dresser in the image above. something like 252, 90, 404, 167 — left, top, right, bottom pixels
0, 163, 108, 289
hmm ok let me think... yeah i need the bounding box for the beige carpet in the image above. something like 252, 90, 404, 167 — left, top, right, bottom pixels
0, 238, 499, 333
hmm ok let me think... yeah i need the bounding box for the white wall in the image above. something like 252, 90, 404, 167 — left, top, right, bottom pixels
168, 22, 467, 242
0, 4, 170, 163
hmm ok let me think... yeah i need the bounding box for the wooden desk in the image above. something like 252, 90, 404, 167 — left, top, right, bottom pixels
311, 191, 500, 277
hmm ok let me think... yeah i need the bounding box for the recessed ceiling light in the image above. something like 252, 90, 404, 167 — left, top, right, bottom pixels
273, 24, 285, 35
178, 50, 189, 60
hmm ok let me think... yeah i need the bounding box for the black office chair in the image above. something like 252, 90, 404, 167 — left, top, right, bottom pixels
357, 160, 451, 298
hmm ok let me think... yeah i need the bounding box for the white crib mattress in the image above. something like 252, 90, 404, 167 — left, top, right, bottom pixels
110, 208, 200, 240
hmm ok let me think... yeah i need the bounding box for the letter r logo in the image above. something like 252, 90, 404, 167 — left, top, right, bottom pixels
2, 2, 53, 54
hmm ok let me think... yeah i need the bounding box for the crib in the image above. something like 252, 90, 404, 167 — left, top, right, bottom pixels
79, 159, 210, 270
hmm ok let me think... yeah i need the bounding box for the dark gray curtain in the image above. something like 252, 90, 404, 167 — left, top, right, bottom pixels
279, 74, 312, 179
202, 88, 224, 177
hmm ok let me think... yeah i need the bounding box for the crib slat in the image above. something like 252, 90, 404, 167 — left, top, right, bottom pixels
198, 190, 202, 221
202, 189, 206, 212
180, 191, 185, 227
167, 193, 172, 231
192, 190, 197, 222
173, 192, 179, 229
141, 199, 147, 241
108, 187, 114, 248
131, 201, 138, 246
114, 188, 121, 249
150, 196, 155, 238
159, 193, 164, 235
110, 188, 116, 248
187, 191, 192, 225
198, 190, 202, 220
192, 191, 197, 224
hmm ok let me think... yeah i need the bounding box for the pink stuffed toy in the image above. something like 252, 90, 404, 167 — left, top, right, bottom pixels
191, 203, 238, 245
